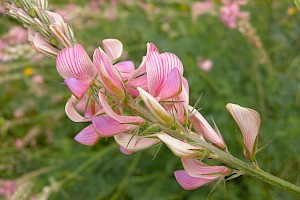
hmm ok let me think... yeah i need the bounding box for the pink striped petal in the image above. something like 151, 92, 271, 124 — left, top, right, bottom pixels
157, 68, 182, 101
156, 132, 202, 158
146, 50, 164, 96
161, 52, 184, 76
114, 61, 135, 80
174, 170, 214, 190
181, 158, 229, 178
128, 43, 159, 81
74, 124, 100, 146
65, 78, 91, 98
102, 39, 123, 61
93, 48, 124, 97
226, 103, 261, 159
138, 88, 173, 125
189, 106, 226, 149
99, 89, 144, 124
92, 116, 137, 137
33, 33, 59, 58
65, 96, 91, 122
114, 133, 160, 152
56, 44, 95, 79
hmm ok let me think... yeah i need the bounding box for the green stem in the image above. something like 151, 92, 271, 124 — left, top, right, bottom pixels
164, 125, 300, 196
127, 101, 300, 196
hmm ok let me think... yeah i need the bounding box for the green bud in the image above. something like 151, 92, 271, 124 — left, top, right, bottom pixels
49, 37, 59, 47
28, 8, 37, 18
14, 0, 23, 8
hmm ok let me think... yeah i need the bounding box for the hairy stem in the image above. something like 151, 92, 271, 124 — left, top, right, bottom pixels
127, 101, 300, 196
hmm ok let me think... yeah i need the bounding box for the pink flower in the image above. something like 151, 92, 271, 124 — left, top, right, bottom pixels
128, 43, 189, 123
220, 1, 249, 29
226, 103, 261, 160
189, 106, 226, 149
197, 58, 213, 72
0, 180, 17, 196
114, 133, 160, 153
14, 138, 24, 149
56, 44, 95, 98
174, 158, 229, 190
32, 75, 44, 84
5, 27, 27, 45
156, 132, 203, 158
191, 1, 215, 20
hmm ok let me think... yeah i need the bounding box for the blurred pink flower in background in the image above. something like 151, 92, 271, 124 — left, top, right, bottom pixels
55, 3, 76, 20
0, 180, 17, 197
191, 0, 215, 21
32, 75, 44, 84
0, 5, 5, 15
13, 109, 25, 118
14, 138, 24, 149
4, 27, 28, 45
220, 0, 249, 29
197, 58, 213, 72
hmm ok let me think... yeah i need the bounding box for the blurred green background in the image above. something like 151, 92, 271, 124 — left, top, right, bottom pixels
0, 0, 299, 199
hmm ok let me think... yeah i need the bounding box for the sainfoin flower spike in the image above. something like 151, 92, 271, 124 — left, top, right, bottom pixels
226, 103, 261, 160
174, 158, 230, 190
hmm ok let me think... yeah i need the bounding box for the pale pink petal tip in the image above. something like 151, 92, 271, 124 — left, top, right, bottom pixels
120, 147, 134, 155
174, 170, 213, 190
189, 106, 226, 149
226, 103, 261, 158
102, 39, 123, 61
65, 78, 91, 99
74, 125, 100, 146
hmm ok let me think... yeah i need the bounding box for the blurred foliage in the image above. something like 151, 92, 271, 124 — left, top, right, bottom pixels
0, 0, 300, 199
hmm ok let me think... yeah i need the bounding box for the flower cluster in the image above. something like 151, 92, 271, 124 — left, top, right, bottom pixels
5, 0, 263, 191
5, 0, 75, 58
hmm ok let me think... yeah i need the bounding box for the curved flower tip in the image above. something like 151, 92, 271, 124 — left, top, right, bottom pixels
189, 106, 226, 149
102, 39, 123, 61
65, 78, 92, 99
156, 132, 202, 158
74, 125, 100, 146
92, 116, 137, 137
114, 133, 160, 153
138, 87, 174, 125
181, 158, 229, 177
65, 96, 91, 122
120, 146, 134, 155
174, 170, 214, 190
175, 158, 230, 190
226, 103, 261, 159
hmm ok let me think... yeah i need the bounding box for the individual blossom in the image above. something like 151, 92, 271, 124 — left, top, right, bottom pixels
174, 158, 230, 190
129, 43, 189, 124
114, 133, 160, 154
156, 132, 203, 158
226, 103, 261, 160
189, 106, 226, 149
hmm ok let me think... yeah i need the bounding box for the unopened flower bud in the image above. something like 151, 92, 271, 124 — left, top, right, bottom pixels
138, 87, 174, 126
28, 8, 37, 18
